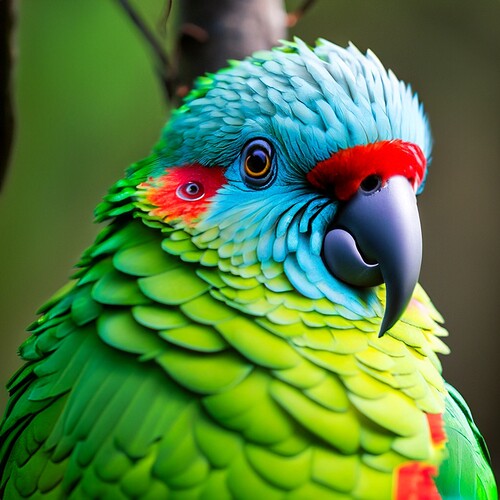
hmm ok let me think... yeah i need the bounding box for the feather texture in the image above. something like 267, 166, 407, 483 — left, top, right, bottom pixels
1, 39, 496, 499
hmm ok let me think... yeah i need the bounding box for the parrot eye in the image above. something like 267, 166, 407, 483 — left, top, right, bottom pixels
176, 181, 205, 201
241, 139, 275, 188
360, 175, 382, 194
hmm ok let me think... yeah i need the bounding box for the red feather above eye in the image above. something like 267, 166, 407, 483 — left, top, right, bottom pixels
140, 164, 226, 224
307, 140, 427, 201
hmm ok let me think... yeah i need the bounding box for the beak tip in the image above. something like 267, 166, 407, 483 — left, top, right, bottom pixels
377, 317, 392, 338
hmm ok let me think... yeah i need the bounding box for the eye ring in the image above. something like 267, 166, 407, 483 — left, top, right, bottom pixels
241, 139, 275, 188
176, 181, 205, 201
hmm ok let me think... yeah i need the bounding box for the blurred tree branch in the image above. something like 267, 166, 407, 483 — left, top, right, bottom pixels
0, 0, 15, 190
117, 0, 174, 100
118, 0, 290, 106
287, 0, 318, 27
175, 0, 288, 102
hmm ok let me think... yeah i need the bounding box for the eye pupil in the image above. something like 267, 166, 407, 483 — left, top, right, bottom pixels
241, 139, 275, 188
246, 149, 269, 175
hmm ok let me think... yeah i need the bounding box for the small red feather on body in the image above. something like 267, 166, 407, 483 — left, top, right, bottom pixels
307, 140, 427, 201
426, 413, 447, 448
395, 462, 441, 500
140, 163, 226, 224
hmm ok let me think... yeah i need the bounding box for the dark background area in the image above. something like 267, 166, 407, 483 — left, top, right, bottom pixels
1, 0, 499, 479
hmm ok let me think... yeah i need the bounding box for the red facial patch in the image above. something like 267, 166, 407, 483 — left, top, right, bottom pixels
306, 140, 427, 201
140, 163, 226, 224
395, 462, 441, 500
426, 413, 447, 447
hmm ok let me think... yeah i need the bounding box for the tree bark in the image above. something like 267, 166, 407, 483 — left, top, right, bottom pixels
175, 0, 287, 100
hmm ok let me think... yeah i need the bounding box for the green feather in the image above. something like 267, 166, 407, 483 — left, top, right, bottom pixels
92, 269, 150, 306
97, 310, 165, 356
271, 379, 361, 453
159, 324, 228, 352
156, 348, 252, 394
138, 267, 210, 305
113, 239, 179, 277
436, 384, 498, 499
132, 305, 189, 330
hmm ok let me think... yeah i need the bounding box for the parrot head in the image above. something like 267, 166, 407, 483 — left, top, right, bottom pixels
133, 39, 431, 336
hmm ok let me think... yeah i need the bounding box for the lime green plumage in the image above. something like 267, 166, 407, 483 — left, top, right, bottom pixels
0, 183, 447, 498
1, 39, 497, 499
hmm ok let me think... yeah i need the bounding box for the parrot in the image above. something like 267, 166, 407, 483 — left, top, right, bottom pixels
0, 38, 497, 499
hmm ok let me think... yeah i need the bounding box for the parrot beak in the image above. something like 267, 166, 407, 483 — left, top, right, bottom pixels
322, 175, 422, 336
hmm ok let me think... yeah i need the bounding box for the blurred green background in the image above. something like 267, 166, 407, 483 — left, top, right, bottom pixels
1, 0, 499, 478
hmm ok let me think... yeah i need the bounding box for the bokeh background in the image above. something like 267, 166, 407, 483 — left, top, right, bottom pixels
1, 0, 499, 479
